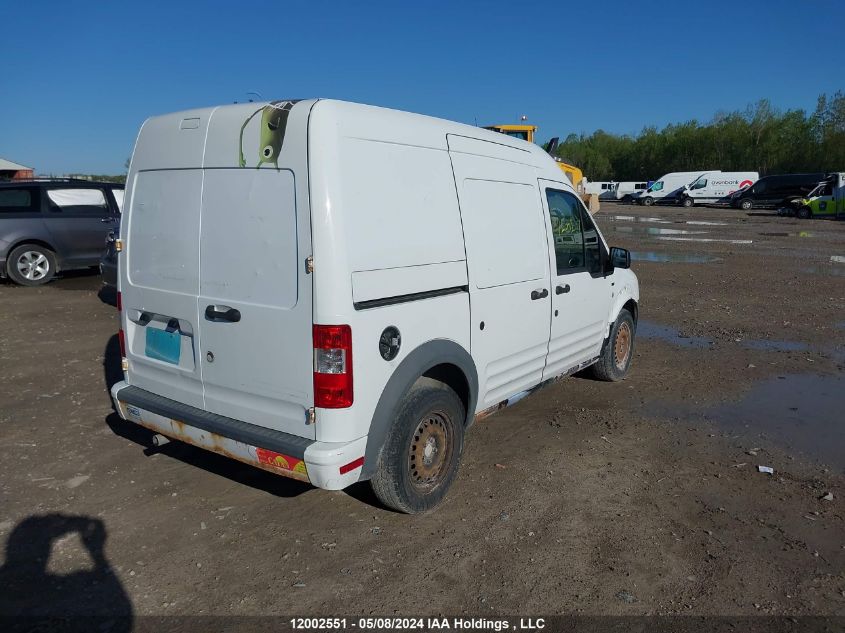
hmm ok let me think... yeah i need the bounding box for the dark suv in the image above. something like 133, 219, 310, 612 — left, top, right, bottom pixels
729, 173, 825, 210
0, 179, 123, 286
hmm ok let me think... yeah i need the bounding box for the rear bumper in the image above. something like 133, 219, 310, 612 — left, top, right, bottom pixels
110, 381, 366, 490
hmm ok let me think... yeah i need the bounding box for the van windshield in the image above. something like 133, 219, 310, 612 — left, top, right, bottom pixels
808, 183, 831, 197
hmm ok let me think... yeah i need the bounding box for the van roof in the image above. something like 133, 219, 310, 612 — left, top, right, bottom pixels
135, 98, 560, 171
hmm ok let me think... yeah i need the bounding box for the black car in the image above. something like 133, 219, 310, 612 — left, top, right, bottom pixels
729, 173, 826, 210
0, 179, 123, 285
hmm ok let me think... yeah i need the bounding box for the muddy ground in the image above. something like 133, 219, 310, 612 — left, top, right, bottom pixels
0, 202, 843, 620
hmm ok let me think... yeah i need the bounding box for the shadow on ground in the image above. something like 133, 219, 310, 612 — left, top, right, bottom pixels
0, 514, 133, 631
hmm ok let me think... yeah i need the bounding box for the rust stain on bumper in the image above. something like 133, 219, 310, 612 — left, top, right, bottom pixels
133, 416, 310, 484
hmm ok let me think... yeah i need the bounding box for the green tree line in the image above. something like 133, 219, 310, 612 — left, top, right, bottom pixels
552, 92, 845, 182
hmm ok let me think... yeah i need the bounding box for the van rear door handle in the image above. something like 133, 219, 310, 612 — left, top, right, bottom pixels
205, 305, 241, 323
530, 288, 549, 300
556, 284, 571, 294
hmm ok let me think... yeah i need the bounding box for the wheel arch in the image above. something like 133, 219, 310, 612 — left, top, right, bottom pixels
360, 339, 478, 480
622, 298, 638, 325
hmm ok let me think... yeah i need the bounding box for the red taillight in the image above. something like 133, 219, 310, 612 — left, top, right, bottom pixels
117, 291, 126, 357
313, 324, 353, 408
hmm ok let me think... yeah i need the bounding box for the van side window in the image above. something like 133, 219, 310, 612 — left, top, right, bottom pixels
547, 189, 585, 274
651, 181, 664, 191
691, 179, 707, 190
0, 189, 35, 214
46, 188, 109, 216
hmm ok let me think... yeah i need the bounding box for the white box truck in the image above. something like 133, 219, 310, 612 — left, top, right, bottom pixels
635, 171, 720, 206
678, 172, 758, 207
110, 99, 639, 513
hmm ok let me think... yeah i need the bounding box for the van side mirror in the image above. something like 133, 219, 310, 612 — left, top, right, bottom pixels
610, 246, 631, 270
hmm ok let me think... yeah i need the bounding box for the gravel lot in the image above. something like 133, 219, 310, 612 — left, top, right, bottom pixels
1, 202, 843, 619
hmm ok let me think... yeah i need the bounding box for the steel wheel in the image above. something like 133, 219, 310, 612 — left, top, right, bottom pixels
16, 250, 50, 281
408, 412, 454, 493
614, 321, 633, 370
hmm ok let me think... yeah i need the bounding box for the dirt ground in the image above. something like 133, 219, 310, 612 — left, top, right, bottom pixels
1, 202, 844, 620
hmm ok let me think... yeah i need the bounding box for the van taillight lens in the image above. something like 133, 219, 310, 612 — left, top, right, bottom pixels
117, 291, 126, 358
313, 324, 353, 408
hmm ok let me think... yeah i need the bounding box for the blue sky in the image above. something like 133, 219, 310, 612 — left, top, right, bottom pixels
1, 0, 843, 174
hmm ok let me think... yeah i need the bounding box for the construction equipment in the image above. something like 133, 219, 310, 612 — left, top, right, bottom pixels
483, 123, 596, 211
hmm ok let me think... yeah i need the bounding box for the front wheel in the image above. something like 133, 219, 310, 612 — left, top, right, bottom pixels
589, 309, 636, 382
739, 198, 753, 210
370, 379, 465, 514
6, 244, 57, 286
641, 196, 654, 206
797, 205, 812, 220
681, 196, 694, 208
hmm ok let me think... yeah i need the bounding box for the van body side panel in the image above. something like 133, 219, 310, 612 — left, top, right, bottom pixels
686, 172, 759, 203
308, 101, 471, 444
447, 136, 552, 410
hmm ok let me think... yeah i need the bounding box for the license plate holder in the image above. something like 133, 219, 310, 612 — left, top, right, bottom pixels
145, 327, 181, 364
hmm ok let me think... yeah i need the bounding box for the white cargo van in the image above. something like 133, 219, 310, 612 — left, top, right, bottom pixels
678, 172, 758, 207
635, 171, 719, 206
110, 99, 639, 513
615, 182, 649, 201
584, 181, 618, 199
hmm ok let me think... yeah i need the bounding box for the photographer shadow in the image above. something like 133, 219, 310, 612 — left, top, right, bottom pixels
0, 514, 132, 631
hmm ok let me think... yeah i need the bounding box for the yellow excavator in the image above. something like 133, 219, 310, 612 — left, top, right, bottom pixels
484, 123, 587, 202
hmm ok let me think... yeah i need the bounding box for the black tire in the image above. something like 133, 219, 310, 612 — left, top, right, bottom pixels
681, 196, 694, 208
641, 196, 654, 207
370, 378, 465, 514
739, 198, 753, 210
589, 309, 636, 382
797, 205, 812, 220
6, 244, 57, 286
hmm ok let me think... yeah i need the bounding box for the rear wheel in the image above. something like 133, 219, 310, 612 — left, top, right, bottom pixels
739, 198, 753, 210
589, 309, 636, 382
6, 244, 57, 286
370, 379, 465, 514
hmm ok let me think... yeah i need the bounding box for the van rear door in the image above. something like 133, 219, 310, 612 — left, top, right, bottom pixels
196, 168, 314, 437
124, 169, 205, 409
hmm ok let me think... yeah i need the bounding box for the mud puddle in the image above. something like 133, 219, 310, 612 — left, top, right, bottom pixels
631, 251, 722, 264
637, 320, 713, 348
802, 266, 845, 277
612, 226, 708, 236
658, 237, 753, 244
759, 231, 815, 238
603, 215, 673, 224
692, 375, 844, 473
741, 339, 810, 353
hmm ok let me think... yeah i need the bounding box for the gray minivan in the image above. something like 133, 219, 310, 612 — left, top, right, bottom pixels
0, 179, 124, 286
